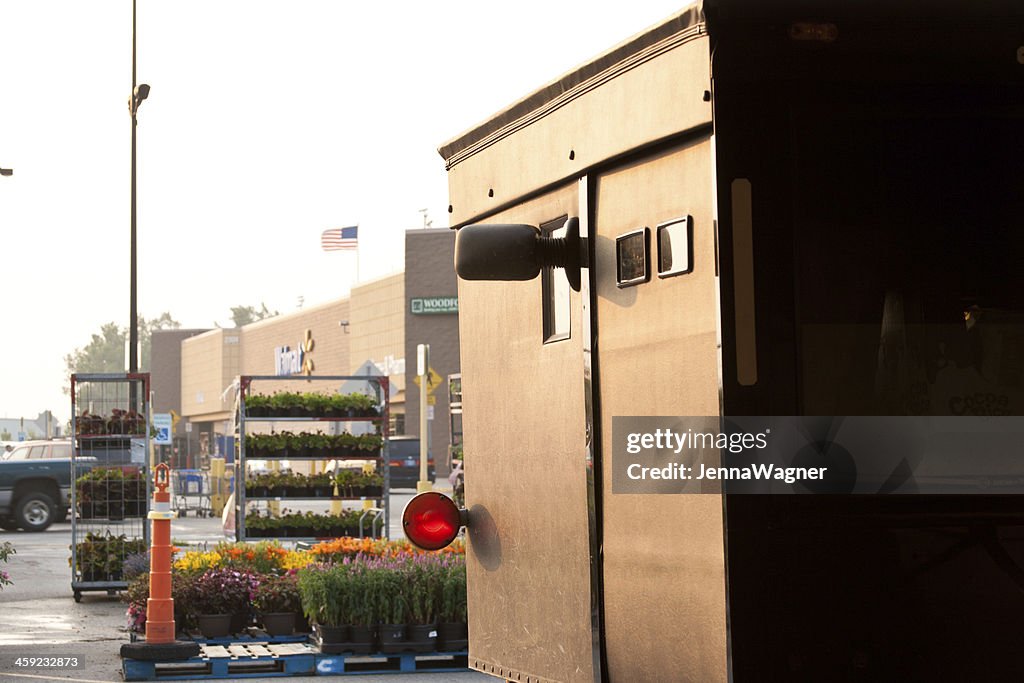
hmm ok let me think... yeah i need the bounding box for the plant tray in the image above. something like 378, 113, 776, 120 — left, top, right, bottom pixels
185, 629, 312, 645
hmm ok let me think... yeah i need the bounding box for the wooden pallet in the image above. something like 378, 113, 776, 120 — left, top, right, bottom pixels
186, 629, 312, 645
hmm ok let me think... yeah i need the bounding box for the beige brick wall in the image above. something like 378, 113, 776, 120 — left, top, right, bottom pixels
180, 277, 410, 426
181, 329, 237, 421
238, 299, 352, 395
350, 273, 406, 401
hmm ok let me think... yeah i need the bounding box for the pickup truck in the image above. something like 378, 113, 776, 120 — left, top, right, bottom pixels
0, 440, 77, 532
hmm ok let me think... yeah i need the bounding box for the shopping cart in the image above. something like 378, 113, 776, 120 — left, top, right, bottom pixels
172, 469, 212, 517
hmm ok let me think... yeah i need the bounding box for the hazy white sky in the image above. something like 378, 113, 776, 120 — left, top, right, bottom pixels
0, 0, 687, 422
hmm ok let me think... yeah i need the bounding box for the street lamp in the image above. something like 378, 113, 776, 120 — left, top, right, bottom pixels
128, 0, 150, 374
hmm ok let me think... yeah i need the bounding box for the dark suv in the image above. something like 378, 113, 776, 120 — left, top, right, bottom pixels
0, 440, 75, 531
387, 436, 435, 489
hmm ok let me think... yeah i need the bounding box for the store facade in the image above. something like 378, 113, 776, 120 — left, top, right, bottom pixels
167, 229, 460, 476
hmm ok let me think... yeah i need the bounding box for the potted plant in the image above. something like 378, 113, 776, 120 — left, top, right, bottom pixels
190, 568, 259, 638
352, 471, 384, 498
358, 434, 384, 455
302, 393, 329, 418
266, 472, 288, 498
299, 565, 362, 648
437, 561, 468, 651
310, 472, 334, 497
406, 558, 444, 652
335, 469, 356, 498
376, 567, 410, 653
245, 473, 271, 498
123, 569, 198, 635
254, 573, 301, 636
246, 394, 270, 417
74, 531, 146, 582
246, 514, 280, 538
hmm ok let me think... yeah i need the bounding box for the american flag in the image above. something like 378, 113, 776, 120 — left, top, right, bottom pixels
321, 226, 358, 251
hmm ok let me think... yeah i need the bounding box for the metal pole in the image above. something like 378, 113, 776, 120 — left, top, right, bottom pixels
129, 0, 139, 374
417, 344, 432, 492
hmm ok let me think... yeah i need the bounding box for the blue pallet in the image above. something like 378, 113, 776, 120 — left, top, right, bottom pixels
315, 651, 469, 675
122, 644, 468, 680
123, 643, 316, 681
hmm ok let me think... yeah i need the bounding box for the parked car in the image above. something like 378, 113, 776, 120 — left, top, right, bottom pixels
0, 439, 76, 531
387, 435, 435, 489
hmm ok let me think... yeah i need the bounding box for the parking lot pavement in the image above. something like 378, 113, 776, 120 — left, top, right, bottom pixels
0, 493, 488, 683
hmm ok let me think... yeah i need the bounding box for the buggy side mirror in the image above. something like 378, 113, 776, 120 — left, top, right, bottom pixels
455, 217, 582, 291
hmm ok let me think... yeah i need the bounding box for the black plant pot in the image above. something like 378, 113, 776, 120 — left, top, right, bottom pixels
247, 406, 267, 417
269, 486, 287, 497
436, 622, 468, 651
81, 569, 123, 583
313, 485, 333, 497
378, 624, 408, 654
230, 612, 249, 635
260, 612, 296, 636
295, 613, 311, 634
318, 624, 349, 644
406, 623, 438, 653
350, 624, 376, 653
197, 614, 232, 639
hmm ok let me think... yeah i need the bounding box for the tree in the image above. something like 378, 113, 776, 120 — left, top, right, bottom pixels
222, 302, 278, 328
63, 313, 181, 391
0, 429, 11, 441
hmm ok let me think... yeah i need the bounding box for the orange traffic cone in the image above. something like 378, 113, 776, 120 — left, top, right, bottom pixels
146, 463, 176, 643
120, 463, 200, 662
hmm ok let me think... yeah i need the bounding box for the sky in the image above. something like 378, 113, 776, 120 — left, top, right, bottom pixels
0, 0, 688, 423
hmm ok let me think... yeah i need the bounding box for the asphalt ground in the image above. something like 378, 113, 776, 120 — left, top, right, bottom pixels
0, 489, 490, 683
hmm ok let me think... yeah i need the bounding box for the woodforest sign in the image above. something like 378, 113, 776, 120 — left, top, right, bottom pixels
410, 297, 459, 315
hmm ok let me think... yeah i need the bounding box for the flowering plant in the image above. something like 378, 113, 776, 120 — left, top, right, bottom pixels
123, 571, 198, 633
122, 551, 150, 580
0, 541, 15, 590
307, 536, 465, 562
190, 568, 260, 616
174, 541, 293, 574
253, 572, 302, 614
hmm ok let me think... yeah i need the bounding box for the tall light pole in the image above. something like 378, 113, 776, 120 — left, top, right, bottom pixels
129, 0, 150, 373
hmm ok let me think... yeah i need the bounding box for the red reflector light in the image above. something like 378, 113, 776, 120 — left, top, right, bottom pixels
389, 460, 403, 467
402, 491, 462, 551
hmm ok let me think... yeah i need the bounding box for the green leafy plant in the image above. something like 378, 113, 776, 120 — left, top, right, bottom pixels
73, 531, 147, 579
440, 563, 468, 623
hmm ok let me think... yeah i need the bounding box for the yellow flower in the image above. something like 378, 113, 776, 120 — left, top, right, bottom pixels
280, 550, 313, 570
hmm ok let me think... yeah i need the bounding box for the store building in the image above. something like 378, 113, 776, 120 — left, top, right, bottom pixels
168, 228, 460, 476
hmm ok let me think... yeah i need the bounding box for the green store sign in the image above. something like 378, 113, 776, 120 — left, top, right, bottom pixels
410, 297, 459, 315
